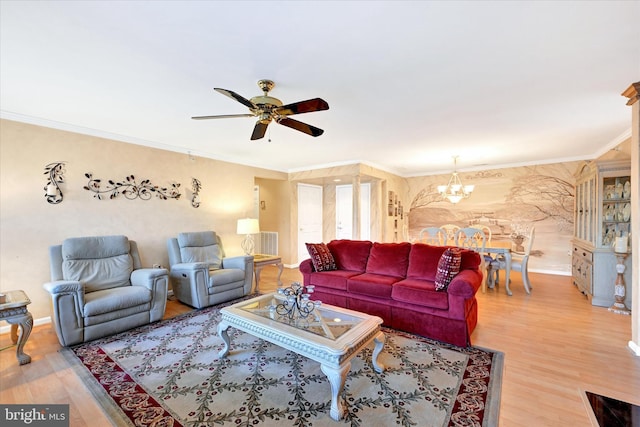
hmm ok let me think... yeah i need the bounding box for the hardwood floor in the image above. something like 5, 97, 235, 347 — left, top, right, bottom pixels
1, 266, 639, 426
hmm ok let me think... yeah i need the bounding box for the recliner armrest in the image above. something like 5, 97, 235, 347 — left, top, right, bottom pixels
169, 262, 209, 273
131, 268, 168, 288
221, 255, 253, 270
43, 280, 82, 294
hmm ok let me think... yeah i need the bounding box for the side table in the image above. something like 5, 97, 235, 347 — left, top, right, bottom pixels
0, 290, 33, 365
253, 254, 283, 293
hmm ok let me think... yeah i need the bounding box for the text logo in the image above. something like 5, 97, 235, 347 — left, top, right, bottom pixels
1, 405, 69, 427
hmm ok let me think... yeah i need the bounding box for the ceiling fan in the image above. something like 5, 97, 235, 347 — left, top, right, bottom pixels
192, 79, 329, 140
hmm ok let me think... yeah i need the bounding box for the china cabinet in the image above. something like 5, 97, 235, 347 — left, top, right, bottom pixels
572, 159, 632, 308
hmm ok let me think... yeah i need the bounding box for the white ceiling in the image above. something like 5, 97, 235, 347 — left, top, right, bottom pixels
1, 1, 639, 176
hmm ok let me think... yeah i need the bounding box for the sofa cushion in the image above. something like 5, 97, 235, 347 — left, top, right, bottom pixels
392, 278, 449, 310
306, 243, 337, 272
435, 248, 462, 291
327, 240, 372, 272
365, 242, 412, 277
307, 270, 360, 291
347, 273, 400, 298
406, 243, 447, 281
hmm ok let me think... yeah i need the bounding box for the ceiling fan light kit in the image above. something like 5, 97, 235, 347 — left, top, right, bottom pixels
192, 79, 329, 141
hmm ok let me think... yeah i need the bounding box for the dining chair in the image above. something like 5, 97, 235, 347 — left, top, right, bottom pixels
454, 227, 489, 291
490, 226, 535, 294
469, 223, 496, 282
468, 223, 492, 244
418, 227, 447, 245
440, 224, 460, 245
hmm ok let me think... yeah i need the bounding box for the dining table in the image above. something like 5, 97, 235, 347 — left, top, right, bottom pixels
483, 242, 513, 296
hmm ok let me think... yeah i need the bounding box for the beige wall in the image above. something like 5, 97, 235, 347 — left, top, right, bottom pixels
254, 177, 291, 258
0, 119, 286, 322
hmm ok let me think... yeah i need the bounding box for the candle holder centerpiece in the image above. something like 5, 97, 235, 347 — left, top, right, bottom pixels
275, 282, 318, 319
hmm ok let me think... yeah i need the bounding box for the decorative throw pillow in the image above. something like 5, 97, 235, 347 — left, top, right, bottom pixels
434, 248, 462, 291
306, 243, 337, 272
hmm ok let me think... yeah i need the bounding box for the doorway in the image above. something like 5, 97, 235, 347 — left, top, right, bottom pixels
336, 183, 371, 240
297, 183, 323, 263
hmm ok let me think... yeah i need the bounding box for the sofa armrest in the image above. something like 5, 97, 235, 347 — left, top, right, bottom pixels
447, 270, 482, 298
299, 258, 314, 274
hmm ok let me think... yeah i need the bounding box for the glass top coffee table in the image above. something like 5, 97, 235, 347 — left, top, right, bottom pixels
218, 291, 385, 421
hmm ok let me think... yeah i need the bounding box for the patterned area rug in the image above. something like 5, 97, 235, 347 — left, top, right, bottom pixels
62, 298, 503, 427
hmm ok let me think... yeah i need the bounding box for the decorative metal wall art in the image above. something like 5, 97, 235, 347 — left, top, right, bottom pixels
44, 161, 66, 204
191, 178, 202, 208
84, 173, 181, 201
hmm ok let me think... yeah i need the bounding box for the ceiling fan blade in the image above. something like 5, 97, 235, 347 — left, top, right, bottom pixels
277, 117, 324, 137
214, 88, 256, 109
251, 121, 269, 140
276, 98, 329, 116
192, 114, 254, 120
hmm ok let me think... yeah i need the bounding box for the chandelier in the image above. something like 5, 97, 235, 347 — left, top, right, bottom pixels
437, 156, 474, 204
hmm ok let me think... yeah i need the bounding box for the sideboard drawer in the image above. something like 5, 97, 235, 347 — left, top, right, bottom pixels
573, 246, 593, 262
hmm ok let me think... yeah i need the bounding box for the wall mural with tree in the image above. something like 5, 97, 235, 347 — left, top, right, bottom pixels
406, 161, 580, 275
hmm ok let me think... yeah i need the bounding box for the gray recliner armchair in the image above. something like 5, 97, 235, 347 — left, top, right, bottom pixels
167, 231, 253, 309
43, 235, 169, 347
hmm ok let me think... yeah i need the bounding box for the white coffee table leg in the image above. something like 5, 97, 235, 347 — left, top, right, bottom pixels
320, 362, 351, 421
372, 331, 385, 373
217, 321, 231, 358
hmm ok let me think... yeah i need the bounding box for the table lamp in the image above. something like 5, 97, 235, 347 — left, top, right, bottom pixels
237, 218, 259, 255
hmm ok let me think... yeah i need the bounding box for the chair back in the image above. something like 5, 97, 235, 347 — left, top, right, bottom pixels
468, 224, 492, 244
168, 231, 225, 268
440, 224, 460, 245
454, 227, 486, 253
524, 227, 536, 256
418, 227, 446, 245
50, 235, 139, 293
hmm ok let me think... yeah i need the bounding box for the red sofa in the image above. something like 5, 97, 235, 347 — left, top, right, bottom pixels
299, 239, 483, 347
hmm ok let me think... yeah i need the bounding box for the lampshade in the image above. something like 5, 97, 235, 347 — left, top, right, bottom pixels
237, 218, 260, 235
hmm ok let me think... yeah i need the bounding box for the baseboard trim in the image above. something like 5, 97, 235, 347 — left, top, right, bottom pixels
0, 316, 51, 334
629, 340, 640, 357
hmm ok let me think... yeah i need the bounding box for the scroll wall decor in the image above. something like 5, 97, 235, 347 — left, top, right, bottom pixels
44, 161, 66, 204
191, 178, 202, 208
84, 173, 181, 201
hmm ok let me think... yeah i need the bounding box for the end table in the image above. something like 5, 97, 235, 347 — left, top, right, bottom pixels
253, 254, 283, 293
0, 290, 33, 364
